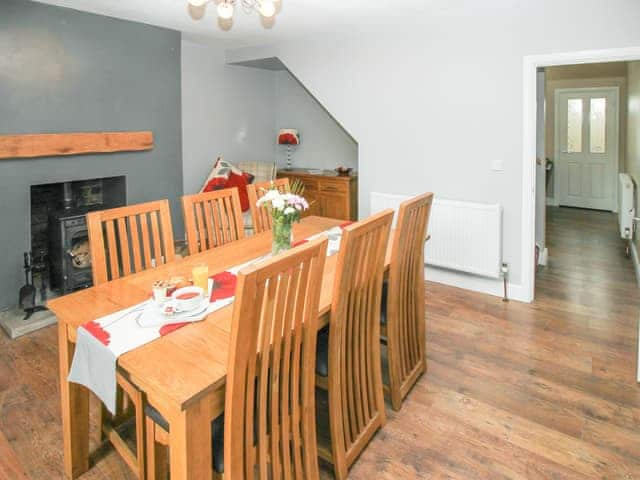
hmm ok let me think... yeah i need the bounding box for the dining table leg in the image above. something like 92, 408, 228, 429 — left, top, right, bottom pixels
169, 394, 214, 480
58, 323, 90, 479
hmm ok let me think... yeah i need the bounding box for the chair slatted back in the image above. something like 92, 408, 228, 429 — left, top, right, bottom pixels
87, 200, 175, 286
386, 193, 433, 410
247, 178, 291, 234
182, 188, 245, 255
328, 210, 393, 475
225, 238, 328, 480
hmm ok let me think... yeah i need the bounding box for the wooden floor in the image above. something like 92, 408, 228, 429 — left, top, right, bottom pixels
1, 206, 640, 479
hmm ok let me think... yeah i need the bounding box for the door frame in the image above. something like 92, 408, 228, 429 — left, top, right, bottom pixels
553, 86, 620, 212
522, 46, 640, 303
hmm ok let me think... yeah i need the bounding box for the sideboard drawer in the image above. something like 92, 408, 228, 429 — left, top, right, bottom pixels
319, 181, 348, 194
300, 178, 319, 192
277, 169, 357, 221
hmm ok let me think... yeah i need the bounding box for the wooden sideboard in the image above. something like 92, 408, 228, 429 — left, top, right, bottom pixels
276, 169, 358, 221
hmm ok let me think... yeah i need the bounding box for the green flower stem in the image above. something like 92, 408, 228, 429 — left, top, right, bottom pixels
272, 215, 293, 255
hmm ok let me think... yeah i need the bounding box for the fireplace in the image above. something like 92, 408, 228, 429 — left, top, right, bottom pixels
30, 176, 126, 295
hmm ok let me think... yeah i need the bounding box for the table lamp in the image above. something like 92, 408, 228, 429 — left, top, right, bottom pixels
278, 129, 300, 170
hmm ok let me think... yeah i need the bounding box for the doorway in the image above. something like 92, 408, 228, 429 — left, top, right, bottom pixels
554, 87, 619, 211
521, 47, 640, 303
537, 63, 627, 290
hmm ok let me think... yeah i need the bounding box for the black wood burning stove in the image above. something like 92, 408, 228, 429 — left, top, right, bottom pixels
31, 176, 126, 295
48, 210, 93, 294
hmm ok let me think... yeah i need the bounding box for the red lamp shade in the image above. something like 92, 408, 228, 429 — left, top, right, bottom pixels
278, 129, 299, 145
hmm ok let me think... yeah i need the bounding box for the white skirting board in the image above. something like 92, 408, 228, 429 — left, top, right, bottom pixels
425, 266, 528, 303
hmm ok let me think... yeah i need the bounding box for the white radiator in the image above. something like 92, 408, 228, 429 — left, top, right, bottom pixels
371, 193, 503, 279
619, 173, 635, 240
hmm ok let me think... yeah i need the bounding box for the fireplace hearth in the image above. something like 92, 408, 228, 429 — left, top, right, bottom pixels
30, 176, 126, 295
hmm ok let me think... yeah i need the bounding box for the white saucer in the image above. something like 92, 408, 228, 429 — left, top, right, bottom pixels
137, 297, 209, 328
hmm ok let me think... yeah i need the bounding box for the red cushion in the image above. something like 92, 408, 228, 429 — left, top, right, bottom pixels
202, 172, 251, 212
199, 157, 256, 193
200, 157, 254, 212
202, 176, 227, 193
225, 172, 251, 212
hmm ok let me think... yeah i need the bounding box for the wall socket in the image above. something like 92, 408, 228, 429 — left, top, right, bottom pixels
491, 159, 504, 172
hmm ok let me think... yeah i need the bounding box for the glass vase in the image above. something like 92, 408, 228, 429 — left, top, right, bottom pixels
272, 216, 293, 255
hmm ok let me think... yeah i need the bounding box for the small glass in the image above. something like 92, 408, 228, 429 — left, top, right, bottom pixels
192, 264, 209, 292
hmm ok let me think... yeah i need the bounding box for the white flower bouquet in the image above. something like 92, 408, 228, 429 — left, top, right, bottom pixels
257, 185, 309, 254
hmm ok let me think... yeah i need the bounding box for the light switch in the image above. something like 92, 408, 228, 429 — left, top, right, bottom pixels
491, 159, 504, 172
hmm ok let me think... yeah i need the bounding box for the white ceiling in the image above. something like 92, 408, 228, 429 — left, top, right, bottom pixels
32, 0, 479, 47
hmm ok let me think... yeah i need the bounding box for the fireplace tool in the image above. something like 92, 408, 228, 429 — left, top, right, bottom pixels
18, 251, 48, 320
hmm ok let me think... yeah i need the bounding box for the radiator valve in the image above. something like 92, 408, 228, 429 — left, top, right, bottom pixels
500, 262, 509, 302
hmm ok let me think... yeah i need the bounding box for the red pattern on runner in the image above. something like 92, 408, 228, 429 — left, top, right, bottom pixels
83, 321, 111, 346
210, 271, 237, 302
159, 322, 189, 336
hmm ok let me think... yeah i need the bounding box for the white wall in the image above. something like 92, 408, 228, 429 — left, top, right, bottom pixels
226, 0, 640, 300
275, 70, 358, 171
181, 40, 276, 195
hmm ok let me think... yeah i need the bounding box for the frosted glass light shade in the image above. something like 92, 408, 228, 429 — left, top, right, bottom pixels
218, 2, 234, 19
189, 0, 207, 6
259, 1, 276, 17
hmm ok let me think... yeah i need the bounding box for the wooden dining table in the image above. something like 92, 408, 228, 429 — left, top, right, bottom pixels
49, 216, 392, 480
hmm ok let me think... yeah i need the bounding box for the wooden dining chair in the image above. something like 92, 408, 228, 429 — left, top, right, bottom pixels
87, 199, 176, 285
86, 199, 176, 479
182, 188, 245, 255
144, 237, 328, 479
382, 193, 434, 411
247, 178, 290, 234
314, 210, 394, 480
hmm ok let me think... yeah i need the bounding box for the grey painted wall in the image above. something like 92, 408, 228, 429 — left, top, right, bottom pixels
275, 71, 358, 171
181, 40, 276, 195
227, 0, 640, 296
0, 0, 182, 310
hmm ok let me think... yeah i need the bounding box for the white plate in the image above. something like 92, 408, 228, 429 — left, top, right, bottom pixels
138, 296, 210, 328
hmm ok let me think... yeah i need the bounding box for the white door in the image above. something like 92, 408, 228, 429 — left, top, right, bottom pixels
555, 88, 619, 211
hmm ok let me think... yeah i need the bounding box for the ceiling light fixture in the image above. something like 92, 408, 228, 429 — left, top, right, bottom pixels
188, 0, 279, 21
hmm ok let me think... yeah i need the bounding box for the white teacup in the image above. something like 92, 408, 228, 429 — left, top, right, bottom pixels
171, 286, 205, 312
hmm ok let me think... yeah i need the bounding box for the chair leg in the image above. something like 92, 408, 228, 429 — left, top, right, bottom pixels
389, 383, 403, 412
130, 390, 147, 479
145, 417, 169, 480
385, 337, 403, 412
99, 404, 110, 442
333, 454, 349, 480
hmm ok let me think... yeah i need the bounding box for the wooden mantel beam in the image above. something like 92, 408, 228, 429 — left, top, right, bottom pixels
0, 131, 154, 160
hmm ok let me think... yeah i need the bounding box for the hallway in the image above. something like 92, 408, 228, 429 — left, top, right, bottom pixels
537, 206, 639, 315
534, 205, 640, 388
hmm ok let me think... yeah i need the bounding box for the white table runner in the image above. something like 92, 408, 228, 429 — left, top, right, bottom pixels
68, 222, 351, 413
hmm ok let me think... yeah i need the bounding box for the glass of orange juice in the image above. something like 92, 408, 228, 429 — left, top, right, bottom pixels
192, 263, 209, 293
